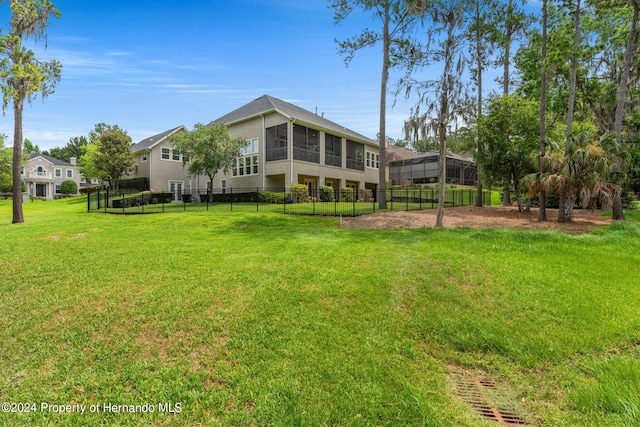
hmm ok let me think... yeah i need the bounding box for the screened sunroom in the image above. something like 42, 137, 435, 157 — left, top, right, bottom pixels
388, 152, 477, 186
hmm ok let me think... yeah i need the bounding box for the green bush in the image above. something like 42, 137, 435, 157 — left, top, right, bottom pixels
341, 187, 356, 202
319, 186, 334, 202
290, 184, 308, 203
119, 177, 149, 192
111, 191, 172, 208
80, 184, 103, 194
258, 191, 286, 204
359, 188, 373, 202
60, 180, 78, 196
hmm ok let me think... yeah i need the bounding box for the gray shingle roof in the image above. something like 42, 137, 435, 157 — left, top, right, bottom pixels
213, 95, 378, 146
131, 125, 185, 153
29, 153, 74, 167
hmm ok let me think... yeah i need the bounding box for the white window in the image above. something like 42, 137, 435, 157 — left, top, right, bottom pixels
172, 150, 180, 161
221, 179, 227, 194
366, 151, 379, 169
241, 138, 259, 155
142, 153, 148, 162
161, 148, 170, 160
55, 168, 62, 178
66, 169, 73, 178
234, 139, 259, 177
55, 185, 61, 194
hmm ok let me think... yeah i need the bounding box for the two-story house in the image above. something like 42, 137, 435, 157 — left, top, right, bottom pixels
129, 95, 381, 198
210, 94, 380, 195
22, 153, 82, 198
129, 125, 191, 201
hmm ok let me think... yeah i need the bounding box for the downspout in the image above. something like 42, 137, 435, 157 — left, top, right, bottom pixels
147, 149, 152, 190
260, 113, 266, 189
290, 118, 297, 186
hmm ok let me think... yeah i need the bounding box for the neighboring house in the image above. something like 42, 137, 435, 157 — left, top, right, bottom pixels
209, 94, 381, 195
388, 151, 477, 186
22, 153, 82, 198
128, 125, 190, 201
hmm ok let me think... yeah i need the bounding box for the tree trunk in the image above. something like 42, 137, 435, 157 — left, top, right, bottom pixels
502, 181, 511, 206
611, 0, 638, 221
559, 0, 581, 223
475, 1, 484, 208
539, 0, 548, 221
503, 0, 513, 95
378, 3, 390, 210
436, 125, 446, 228
565, 187, 577, 222
12, 98, 24, 224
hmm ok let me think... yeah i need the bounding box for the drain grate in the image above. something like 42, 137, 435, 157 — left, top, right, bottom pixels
453, 373, 529, 426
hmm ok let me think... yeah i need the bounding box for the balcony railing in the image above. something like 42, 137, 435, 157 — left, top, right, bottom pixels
324, 153, 342, 167
293, 147, 320, 164
24, 171, 53, 179
346, 158, 364, 171
266, 147, 287, 162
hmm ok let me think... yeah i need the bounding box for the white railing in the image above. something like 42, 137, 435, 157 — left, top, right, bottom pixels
25, 171, 53, 179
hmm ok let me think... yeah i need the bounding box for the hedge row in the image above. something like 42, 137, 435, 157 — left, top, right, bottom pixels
111, 191, 173, 208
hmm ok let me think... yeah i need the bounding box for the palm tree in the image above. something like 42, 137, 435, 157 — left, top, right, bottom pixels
524, 127, 621, 220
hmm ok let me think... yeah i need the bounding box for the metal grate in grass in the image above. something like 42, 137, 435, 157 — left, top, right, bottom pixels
451, 370, 530, 426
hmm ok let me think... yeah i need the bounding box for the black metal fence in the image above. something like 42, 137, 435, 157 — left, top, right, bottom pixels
87, 186, 492, 216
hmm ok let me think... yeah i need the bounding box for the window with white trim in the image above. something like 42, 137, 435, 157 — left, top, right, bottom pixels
233, 138, 259, 176
55, 185, 61, 194
366, 151, 379, 169
55, 168, 62, 178
161, 147, 186, 162
142, 153, 148, 162
66, 169, 73, 178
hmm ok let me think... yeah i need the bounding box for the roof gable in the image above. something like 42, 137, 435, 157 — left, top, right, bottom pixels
213, 95, 378, 146
28, 153, 74, 167
131, 125, 186, 153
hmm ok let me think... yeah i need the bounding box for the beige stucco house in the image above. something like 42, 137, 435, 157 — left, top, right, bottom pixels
129, 95, 381, 198
210, 94, 380, 195
22, 153, 81, 198
129, 125, 192, 201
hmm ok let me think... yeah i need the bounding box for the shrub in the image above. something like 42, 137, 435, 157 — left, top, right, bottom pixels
60, 180, 78, 196
80, 184, 103, 194
259, 191, 286, 204
319, 186, 334, 202
290, 184, 308, 203
359, 188, 372, 202
119, 177, 149, 192
341, 187, 356, 202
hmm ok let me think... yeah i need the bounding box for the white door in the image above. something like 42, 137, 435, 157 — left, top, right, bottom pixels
169, 181, 183, 202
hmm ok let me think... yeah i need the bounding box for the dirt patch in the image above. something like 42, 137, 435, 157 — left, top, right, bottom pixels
341, 205, 611, 235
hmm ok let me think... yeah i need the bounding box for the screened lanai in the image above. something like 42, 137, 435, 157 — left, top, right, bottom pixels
388, 152, 477, 186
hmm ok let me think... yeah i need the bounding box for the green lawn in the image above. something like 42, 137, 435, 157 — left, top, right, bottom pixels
1, 197, 639, 426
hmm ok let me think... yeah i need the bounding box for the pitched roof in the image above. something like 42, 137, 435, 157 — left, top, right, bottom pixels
389, 150, 475, 165
213, 95, 378, 146
386, 144, 418, 163
131, 125, 186, 153
29, 153, 75, 167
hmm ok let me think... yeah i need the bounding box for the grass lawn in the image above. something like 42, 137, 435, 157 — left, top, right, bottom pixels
1, 197, 639, 426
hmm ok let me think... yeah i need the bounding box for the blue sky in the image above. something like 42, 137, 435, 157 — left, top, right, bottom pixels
0, 0, 407, 150
0, 0, 537, 151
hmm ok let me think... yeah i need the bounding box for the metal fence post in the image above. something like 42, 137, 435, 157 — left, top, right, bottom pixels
352, 190, 356, 216
406, 188, 409, 211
